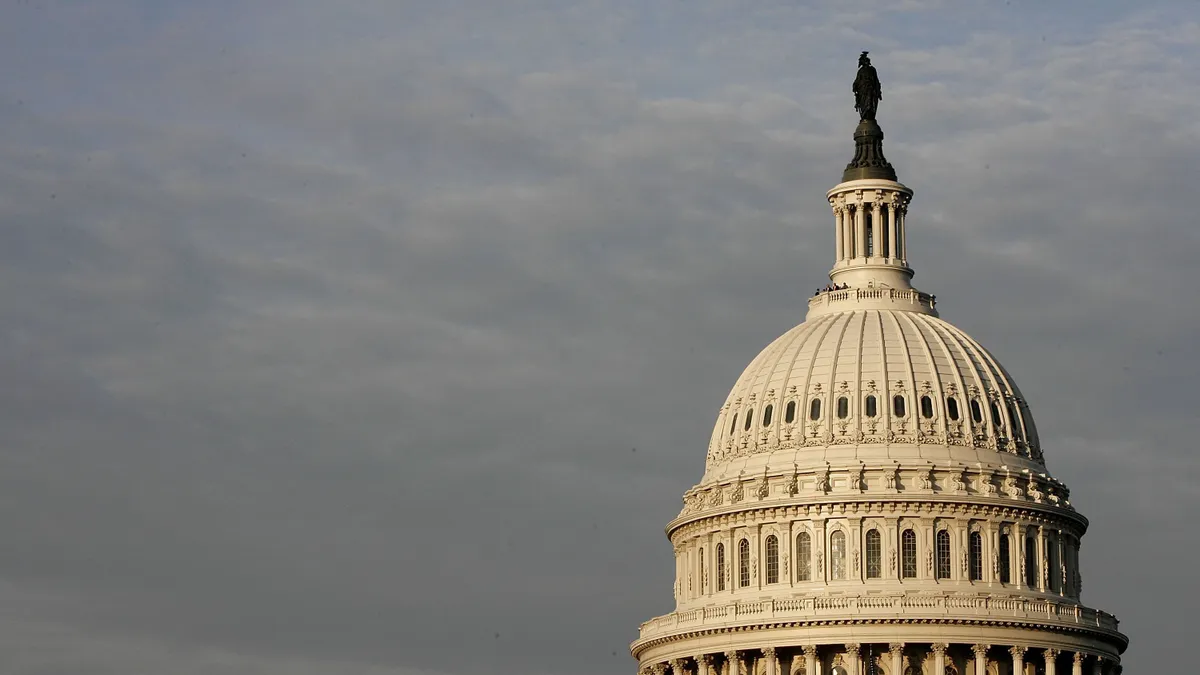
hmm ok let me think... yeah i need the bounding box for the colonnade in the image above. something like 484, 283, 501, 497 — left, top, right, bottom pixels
832, 194, 908, 265
640, 643, 1119, 675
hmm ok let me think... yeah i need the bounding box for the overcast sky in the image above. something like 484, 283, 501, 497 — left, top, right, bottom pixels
1, 1, 1197, 673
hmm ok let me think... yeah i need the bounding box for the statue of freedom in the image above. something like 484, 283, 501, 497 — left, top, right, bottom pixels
853, 51, 882, 121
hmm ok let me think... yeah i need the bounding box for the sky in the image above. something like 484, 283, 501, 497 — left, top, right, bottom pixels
0, 1, 1197, 673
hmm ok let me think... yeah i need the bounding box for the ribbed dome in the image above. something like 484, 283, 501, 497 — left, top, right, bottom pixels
704, 307, 1044, 480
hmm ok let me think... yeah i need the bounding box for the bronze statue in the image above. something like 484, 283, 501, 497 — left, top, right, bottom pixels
853, 51, 882, 121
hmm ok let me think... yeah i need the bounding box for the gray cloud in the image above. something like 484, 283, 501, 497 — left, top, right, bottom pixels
0, 2, 1196, 673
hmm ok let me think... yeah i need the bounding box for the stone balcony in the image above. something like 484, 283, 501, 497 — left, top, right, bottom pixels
806, 286, 937, 318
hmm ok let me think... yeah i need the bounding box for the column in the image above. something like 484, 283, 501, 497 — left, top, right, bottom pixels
697, 655, 713, 675
1072, 652, 1084, 675
972, 644, 990, 675
843, 207, 854, 259
726, 651, 740, 675
932, 644, 948, 675
871, 202, 882, 258
804, 645, 818, 675
1015, 527, 1027, 591
887, 200, 898, 259
889, 644, 904, 675
671, 659, 687, 675
1010, 646, 1026, 675
854, 202, 865, 261
1044, 649, 1059, 675
898, 205, 907, 259
840, 205, 849, 260
1037, 528, 1048, 592
763, 648, 778, 675
846, 644, 860, 675
652, 664, 667, 675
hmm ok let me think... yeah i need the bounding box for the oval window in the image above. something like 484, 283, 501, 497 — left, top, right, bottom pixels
744, 408, 754, 431
1007, 403, 1022, 439
947, 397, 960, 421
920, 395, 934, 419
762, 405, 773, 426
809, 399, 821, 421
892, 395, 906, 417
730, 413, 738, 434
785, 401, 796, 423
837, 397, 849, 419
970, 399, 983, 423
865, 395, 877, 418
990, 402, 1003, 427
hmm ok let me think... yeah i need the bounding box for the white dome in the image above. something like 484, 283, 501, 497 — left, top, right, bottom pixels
704, 302, 1045, 481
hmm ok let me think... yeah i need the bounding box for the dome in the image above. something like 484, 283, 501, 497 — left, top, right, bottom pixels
704, 303, 1045, 482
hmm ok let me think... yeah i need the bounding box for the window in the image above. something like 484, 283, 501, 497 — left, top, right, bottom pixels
738, 539, 750, 588
796, 532, 811, 581
837, 396, 849, 419
730, 413, 738, 434
765, 535, 779, 584
830, 531, 847, 580
763, 405, 773, 426
809, 399, 821, 421
901, 529, 917, 578
990, 402, 1003, 428
865, 395, 877, 418
1008, 403, 1022, 440
865, 212, 874, 257
866, 529, 882, 579
1047, 536, 1059, 593
744, 409, 754, 431
716, 543, 726, 591
970, 399, 983, 423
698, 547, 704, 592
893, 395, 906, 417
936, 529, 951, 579
920, 395, 934, 419
947, 397, 960, 421
785, 401, 796, 423
998, 531, 1011, 584
1025, 536, 1038, 587
969, 531, 983, 581
881, 206, 890, 257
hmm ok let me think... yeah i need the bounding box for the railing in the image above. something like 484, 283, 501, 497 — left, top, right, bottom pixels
636, 593, 1120, 641
807, 287, 935, 311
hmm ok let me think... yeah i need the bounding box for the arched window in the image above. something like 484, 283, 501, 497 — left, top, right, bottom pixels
866, 529, 882, 579
763, 405, 773, 426
837, 396, 849, 419
716, 543, 726, 591
698, 547, 704, 592
920, 395, 935, 419
901, 529, 917, 578
730, 413, 738, 435
1025, 535, 1038, 588
892, 395, 906, 417
738, 539, 750, 588
785, 401, 796, 423
809, 399, 821, 421
1047, 535, 1059, 593
830, 531, 847, 580
1008, 402, 1022, 440
765, 535, 779, 584
796, 532, 811, 581
936, 529, 951, 579
998, 530, 1011, 584
744, 409, 754, 431
865, 395, 877, 418
969, 531, 983, 581
970, 399, 983, 423
947, 397, 960, 421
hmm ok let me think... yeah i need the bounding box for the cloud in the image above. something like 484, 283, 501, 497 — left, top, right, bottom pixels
0, 1, 1196, 673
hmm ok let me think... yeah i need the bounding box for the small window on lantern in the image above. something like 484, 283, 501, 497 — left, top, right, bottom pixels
920, 395, 934, 419
892, 395, 906, 417
837, 397, 849, 419
865, 395, 877, 418
946, 397, 960, 421
970, 399, 983, 423
809, 399, 821, 421
744, 409, 754, 431
785, 401, 796, 423
762, 405, 773, 426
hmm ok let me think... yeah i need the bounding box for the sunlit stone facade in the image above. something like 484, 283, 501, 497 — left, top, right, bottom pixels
631, 78, 1128, 675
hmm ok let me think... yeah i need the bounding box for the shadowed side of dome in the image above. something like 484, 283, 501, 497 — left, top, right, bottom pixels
704, 310, 1043, 479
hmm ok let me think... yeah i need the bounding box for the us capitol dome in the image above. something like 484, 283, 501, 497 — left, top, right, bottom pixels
630, 54, 1128, 675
